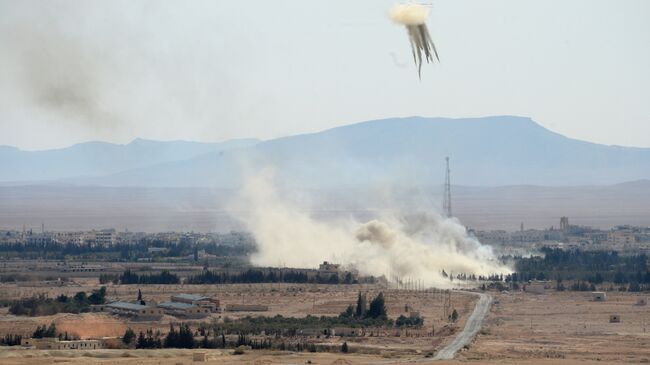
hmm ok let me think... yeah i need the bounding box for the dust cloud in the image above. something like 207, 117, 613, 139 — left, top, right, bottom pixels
230, 169, 511, 289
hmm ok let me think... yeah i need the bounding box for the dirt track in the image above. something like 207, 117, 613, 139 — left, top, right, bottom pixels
434, 292, 492, 360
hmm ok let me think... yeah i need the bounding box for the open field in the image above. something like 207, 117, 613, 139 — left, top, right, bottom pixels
0, 346, 641, 365
3, 282, 650, 364
0, 282, 476, 356
463, 291, 650, 363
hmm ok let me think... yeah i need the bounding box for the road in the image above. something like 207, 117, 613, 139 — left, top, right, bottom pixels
432, 291, 492, 360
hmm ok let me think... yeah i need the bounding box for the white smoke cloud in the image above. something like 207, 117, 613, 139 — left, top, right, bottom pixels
389, 3, 430, 26
230, 169, 511, 288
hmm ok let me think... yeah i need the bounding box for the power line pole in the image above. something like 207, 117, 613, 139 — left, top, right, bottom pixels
443, 157, 452, 218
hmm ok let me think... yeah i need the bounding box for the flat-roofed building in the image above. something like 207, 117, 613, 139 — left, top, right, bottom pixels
170, 293, 219, 312
592, 292, 607, 301
158, 301, 211, 318
21, 337, 103, 350
225, 304, 268, 312
90, 301, 163, 319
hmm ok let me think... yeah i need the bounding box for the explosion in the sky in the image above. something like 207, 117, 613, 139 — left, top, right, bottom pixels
390, 3, 439, 79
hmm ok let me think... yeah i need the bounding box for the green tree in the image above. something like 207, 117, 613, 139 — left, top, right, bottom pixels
367, 292, 387, 319
340, 304, 354, 318
136, 331, 147, 349
355, 292, 366, 318
341, 341, 349, 353
122, 328, 136, 345
88, 286, 106, 305
450, 309, 459, 322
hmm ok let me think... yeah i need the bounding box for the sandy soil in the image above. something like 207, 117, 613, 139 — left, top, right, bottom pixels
0, 283, 475, 354
0, 348, 638, 365
3, 288, 650, 364
462, 291, 650, 363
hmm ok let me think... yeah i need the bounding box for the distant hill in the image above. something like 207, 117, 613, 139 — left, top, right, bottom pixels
72, 116, 650, 187
1, 116, 649, 187
0, 138, 259, 183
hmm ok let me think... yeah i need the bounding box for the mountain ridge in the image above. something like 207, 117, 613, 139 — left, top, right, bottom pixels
1, 116, 648, 187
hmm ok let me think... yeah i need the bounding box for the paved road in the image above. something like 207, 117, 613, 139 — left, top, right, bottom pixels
432, 291, 492, 360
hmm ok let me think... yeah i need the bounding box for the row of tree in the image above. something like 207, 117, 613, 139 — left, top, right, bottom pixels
0, 234, 255, 261
102, 269, 180, 285
9, 287, 107, 316
187, 269, 360, 285
340, 292, 388, 320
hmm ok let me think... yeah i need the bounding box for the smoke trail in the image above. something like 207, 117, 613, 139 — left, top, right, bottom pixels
230, 170, 511, 288
389, 3, 439, 79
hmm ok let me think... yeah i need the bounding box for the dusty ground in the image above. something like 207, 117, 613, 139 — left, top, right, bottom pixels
3, 286, 650, 364
462, 291, 650, 363
0, 282, 475, 354
0, 348, 639, 365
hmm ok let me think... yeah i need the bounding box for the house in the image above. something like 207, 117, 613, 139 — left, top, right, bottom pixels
21, 337, 103, 350
90, 301, 163, 320
224, 304, 269, 312
524, 281, 548, 294
157, 301, 211, 318
332, 327, 362, 337
592, 292, 607, 301
170, 293, 219, 311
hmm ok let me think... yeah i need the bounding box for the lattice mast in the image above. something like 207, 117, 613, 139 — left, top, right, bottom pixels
443, 156, 452, 218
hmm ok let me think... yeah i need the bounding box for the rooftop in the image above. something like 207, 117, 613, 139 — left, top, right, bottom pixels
172, 293, 210, 301
107, 301, 149, 311
158, 301, 196, 310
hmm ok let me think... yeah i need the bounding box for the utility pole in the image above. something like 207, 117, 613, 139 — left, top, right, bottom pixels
443, 157, 452, 218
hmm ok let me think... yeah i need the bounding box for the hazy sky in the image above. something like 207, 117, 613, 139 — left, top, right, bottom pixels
0, 0, 649, 150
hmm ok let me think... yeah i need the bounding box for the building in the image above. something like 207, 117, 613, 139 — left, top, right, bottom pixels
60, 264, 106, 272
608, 230, 636, 245
90, 301, 163, 319
560, 217, 569, 232
193, 352, 207, 362
225, 304, 268, 312
158, 301, 211, 318
21, 337, 103, 350
318, 261, 341, 276
94, 229, 117, 246
524, 281, 548, 294
592, 292, 607, 301
332, 327, 362, 337
170, 293, 219, 311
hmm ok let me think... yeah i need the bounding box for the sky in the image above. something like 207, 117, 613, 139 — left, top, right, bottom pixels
0, 0, 649, 151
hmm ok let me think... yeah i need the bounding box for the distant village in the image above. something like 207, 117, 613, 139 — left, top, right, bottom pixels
471, 217, 650, 255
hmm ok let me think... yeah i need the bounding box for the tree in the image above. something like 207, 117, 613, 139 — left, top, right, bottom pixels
178, 324, 195, 348
355, 292, 366, 318
164, 324, 177, 348
136, 332, 147, 349
137, 289, 145, 305
73, 291, 87, 303
450, 309, 459, 322
122, 328, 136, 345
367, 292, 387, 319
88, 286, 107, 305
340, 304, 354, 318
341, 341, 349, 353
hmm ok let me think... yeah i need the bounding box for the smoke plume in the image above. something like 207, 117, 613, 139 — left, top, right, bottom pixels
231, 170, 511, 288
389, 3, 439, 79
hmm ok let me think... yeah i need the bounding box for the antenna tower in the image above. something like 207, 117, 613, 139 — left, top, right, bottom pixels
443, 157, 452, 218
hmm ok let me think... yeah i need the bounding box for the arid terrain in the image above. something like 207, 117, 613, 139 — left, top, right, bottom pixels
463, 291, 650, 363
3, 285, 650, 364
